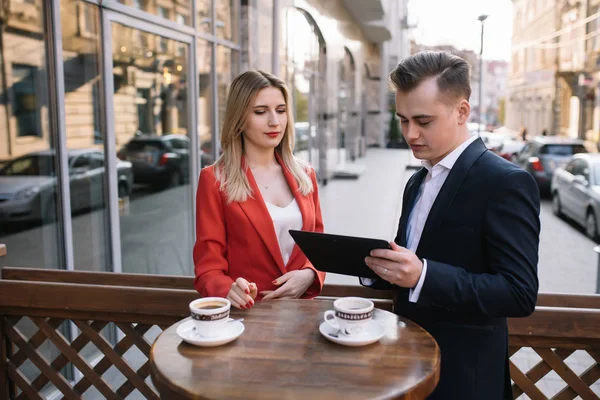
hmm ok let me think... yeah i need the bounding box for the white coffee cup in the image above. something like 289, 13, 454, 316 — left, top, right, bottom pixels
189, 297, 231, 338
323, 297, 374, 336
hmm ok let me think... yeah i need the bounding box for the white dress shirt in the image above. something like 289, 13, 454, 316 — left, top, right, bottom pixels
266, 199, 303, 266
407, 134, 479, 302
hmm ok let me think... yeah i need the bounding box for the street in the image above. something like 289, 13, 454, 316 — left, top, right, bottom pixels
319, 149, 600, 295
539, 198, 598, 294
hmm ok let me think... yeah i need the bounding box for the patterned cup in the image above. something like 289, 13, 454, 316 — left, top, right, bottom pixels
189, 297, 231, 338
323, 297, 374, 336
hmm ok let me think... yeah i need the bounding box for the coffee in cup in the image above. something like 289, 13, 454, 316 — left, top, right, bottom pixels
189, 297, 231, 338
323, 297, 374, 336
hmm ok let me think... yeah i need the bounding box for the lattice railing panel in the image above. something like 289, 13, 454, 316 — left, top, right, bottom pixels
2, 316, 165, 399
509, 346, 600, 400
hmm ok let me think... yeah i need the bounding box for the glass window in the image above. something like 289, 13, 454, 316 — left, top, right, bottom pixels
13, 64, 43, 137
197, 0, 211, 33
0, 0, 61, 271
197, 38, 213, 167
119, 0, 192, 25
0, 1, 65, 393
111, 23, 193, 276
216, 0, 239, 42
216, 46, 238, 141
62, 0, 111, 274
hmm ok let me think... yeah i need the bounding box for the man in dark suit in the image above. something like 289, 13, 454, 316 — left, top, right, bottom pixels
363, 51, 540, 399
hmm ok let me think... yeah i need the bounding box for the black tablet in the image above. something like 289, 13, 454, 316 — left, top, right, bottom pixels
288, 230, 392, 279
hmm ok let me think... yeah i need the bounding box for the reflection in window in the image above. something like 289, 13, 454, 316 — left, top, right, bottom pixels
13, 64, 42, 137
62, 0, 111, 274
216, 0, 239, 41
217, 46, 238, 141
198, 38, 213, 167
0, 0, 60, 272
119, 0, 192, 25
197, 0, 211, 33
111, 23, 193, 276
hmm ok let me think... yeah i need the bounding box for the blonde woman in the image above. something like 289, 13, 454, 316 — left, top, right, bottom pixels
193, 70, 326, 310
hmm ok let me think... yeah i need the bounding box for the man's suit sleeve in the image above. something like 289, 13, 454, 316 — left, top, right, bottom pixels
417, 169, 540, 317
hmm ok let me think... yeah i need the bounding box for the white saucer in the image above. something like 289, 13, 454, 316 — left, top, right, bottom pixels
176, 319, 244, 347
319, 320, 385, 347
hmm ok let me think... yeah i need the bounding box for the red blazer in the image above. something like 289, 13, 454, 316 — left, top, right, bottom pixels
193, 157, 326, 300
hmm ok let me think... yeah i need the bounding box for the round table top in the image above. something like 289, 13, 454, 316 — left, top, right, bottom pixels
150, 299, 440, 400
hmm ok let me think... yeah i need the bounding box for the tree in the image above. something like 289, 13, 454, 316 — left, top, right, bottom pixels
388, 110, 401, 142
387, 109, 406, 148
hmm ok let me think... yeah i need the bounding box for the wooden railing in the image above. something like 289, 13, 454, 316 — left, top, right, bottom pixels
0, 267, 598, 399
508, 294, 600, 399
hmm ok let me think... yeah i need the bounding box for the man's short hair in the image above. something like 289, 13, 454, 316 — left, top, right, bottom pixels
389, 51, 471, 103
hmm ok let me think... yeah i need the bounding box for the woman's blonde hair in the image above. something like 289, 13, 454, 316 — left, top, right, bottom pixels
214, 70, 313, 203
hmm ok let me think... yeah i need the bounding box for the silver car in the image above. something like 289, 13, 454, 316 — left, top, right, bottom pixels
0, 149, 133, 224
551, 153, 600, 240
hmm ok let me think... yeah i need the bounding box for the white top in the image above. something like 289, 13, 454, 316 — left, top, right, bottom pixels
407, 134, 479, 303
266, 199, 303, 266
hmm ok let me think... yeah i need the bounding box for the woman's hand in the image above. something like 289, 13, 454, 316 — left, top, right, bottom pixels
260, 269, 316, 300
227, 277, 257, 309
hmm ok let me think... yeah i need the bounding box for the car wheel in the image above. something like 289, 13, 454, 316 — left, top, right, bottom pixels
586, 210, 598, 241
552, 192, 562, 217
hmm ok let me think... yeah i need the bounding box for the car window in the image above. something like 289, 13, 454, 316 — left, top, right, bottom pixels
0, 155, 55, 176
565, 160, 577, 174
519, 144, 532, 159
539, 144, 587, 156
125, 141, 165, 152
169, 138, 188, 150
570, 159, 587, 177
71, 155, 91, 169
89, 152, 104, 169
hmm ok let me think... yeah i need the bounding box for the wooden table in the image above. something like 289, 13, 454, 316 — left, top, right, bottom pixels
150, 299, 440, 400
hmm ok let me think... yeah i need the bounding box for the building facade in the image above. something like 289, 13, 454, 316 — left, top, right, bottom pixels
482, 60, 509, 127
507, 0, 557, 137
0, 0, 399, 281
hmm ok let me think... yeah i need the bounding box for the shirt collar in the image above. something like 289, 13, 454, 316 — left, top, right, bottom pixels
421, 134, 479, 175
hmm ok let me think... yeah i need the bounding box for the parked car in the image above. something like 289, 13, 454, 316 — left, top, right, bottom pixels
118, 134, 191, 189
514, 137, 587, 195
551, 153, 600, 240
497, 139, 525, 162
0, 149, 133, 223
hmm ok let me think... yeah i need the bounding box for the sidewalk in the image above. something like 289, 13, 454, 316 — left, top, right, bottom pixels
318, 148, 414, 285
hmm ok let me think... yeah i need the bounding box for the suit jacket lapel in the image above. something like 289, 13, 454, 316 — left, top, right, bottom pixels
395, 167, 427, 246
415, 138, 487, 255
238, 158, 286, 271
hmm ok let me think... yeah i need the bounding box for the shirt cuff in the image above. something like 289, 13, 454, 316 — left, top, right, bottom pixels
408, 259, 427, 303
360, 277, 375, 286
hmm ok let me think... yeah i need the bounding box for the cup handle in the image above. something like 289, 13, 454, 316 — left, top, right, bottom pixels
324, 310, 339, 330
